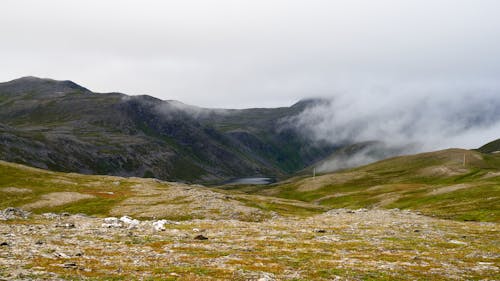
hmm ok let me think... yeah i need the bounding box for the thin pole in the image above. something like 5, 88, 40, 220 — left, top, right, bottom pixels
313, 167, 316, 179
463, 153, 466, 167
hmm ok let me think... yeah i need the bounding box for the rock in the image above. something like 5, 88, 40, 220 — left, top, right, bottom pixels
62, 262, 78, 269
258, 273, 276, 281
102, 217, 122, 228
42, 213, 59, 219
56, 222, 75, 229
152, 219, 178, 231
449, 240, 467, 245
35, 240, 44, 245
0, 242, 9, 246
0, 207, 30, 220
194, 234, 208, 240
54, 252, 70, 258
119, 216, 140, 229
314, 229, 327, 233
152, 220, 167, 231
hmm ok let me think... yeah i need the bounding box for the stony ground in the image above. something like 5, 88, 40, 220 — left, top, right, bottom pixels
0, 208, 498, 281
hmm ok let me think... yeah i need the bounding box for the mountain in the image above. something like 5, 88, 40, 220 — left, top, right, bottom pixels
0, 77, 336, 183
478, 138, 500, 154
225, 147, 500, 222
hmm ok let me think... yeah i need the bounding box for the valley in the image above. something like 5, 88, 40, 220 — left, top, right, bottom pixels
0, 144, 499, 280
0, 77, 498, 280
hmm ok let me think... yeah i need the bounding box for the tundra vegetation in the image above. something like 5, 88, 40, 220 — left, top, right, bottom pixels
0, 145, 499, 280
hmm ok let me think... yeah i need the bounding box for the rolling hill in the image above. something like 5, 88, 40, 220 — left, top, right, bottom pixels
224, 148, 500, 222
0, 160, 326, 220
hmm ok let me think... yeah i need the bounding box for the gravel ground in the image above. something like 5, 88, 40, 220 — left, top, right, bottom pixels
0, 208, 498, 280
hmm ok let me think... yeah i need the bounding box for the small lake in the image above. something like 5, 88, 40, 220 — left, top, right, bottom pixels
223, 177, 275, 185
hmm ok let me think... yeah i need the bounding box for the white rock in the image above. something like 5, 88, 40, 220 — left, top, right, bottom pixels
152, 220, 168, 231
114, 216, 140, 229
449, 240, 467, 245
119, 216, 139, 226
104, 217, 119, 224
102, 217, 122, 228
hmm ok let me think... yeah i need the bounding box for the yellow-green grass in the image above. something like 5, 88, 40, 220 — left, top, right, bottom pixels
0, 160, 324, 219
227, 149, 500, 222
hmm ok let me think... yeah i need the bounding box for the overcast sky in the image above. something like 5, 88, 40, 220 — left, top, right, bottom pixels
1, 0, 500, 108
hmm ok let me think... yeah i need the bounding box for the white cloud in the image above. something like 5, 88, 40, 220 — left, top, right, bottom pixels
1, 0, 499, 108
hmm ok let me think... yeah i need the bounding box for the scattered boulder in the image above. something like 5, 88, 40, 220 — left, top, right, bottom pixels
55, 222, 75, 229
152, 219, 178, 231
62, 262, 78, 269
102, 216, 140, 229
119, 216, 140, 229
449, 240, 467, 245
0, 207, 30, 220
0, 242, 9, 246
194, 234, 208, 240
54, 252, 70, 259
152, 220, 167, 231
258, 273, 277, 281
102, 217, 122, 228
42, 213, 59, 219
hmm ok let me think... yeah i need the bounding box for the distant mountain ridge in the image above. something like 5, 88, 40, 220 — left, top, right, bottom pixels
478, 138, 500, 154
0, 76, 336, 183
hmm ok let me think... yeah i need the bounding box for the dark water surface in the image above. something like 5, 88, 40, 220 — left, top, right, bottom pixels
223, 177, 275, 185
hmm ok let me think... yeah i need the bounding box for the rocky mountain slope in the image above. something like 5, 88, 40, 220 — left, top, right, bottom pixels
0, 77, 336, 183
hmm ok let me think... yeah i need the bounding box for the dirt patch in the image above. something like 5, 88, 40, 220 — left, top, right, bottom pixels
22, 192, 95, 210
427, 184, 473, 196
297, 171, 368, 192
372, 193, 402, 207
49, 179, 77, 185
482, 171, 500, 179
1, 187, 32, 194
419, 165, 469, 177
111, 183, 268, 221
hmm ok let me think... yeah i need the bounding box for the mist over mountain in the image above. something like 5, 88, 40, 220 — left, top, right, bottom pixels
0, 77, 336, 183
0, 76, 498, 180
282, 86, 500, 172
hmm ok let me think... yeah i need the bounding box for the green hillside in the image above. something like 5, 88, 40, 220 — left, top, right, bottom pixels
0, 160, 325, 220
478, 138, 500, 154
226, 148, 500, 222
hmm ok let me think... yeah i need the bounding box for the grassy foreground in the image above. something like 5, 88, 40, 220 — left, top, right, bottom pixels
0, 160, 325, 220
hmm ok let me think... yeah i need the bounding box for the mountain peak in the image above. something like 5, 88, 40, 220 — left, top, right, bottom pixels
291, 98, 331, 110
0, 76, 90, 95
